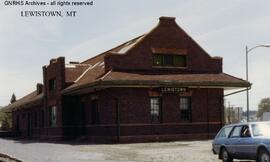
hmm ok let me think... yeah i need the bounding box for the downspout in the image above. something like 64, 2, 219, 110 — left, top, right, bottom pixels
206, 89, 210, 139
115, 98, 120, 143
221, 96, 225, 127
223, 87, 251, 97
222, 87, 251, 125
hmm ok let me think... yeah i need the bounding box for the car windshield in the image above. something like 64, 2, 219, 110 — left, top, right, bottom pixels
252, 123, 270, 137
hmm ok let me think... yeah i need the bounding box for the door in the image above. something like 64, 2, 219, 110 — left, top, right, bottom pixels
16, 115, 20, 131
237, 125, 256, 159
27, 113, 32, 137
78, 101, 86, 136
226, 125, 243, 158
91, 99, 100, 124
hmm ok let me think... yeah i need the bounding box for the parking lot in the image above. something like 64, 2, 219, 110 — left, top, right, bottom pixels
0, 139, 223, 162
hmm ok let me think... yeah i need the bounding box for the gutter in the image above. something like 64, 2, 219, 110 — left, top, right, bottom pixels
224, 87, 251, 97
222, 86, 251, 125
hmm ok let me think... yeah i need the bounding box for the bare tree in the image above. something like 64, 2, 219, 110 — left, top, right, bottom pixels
257, 98, 270, 118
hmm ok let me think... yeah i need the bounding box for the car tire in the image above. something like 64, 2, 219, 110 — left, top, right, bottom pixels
257, 148, 270, 162
221, 148, 233, 162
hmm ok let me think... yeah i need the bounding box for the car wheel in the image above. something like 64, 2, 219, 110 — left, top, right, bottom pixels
221, 148, 233, 162
258, 149, 270, 162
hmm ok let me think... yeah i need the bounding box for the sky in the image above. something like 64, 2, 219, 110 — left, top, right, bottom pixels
0, 0, 270, 111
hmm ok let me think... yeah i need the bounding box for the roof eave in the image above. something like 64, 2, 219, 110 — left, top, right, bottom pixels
62, 80, 251, 95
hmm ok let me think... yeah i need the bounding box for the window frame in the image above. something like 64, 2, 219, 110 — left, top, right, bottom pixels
153, 54, 163, 66
179, 97, 192, 122
49, 106, 57, 127
229, 125, 243, 138
173, 55, 187, 67
241, 125, 251, 138
48, 78, 56, 91
163, 55, 174, 66
153, 54, 187, 67
216, 126, 233, 139
150, 97, 162, 123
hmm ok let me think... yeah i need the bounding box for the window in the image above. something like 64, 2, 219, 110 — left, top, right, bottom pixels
241, 125, 251, 137
153, 54, 186, 67
49, 106, 57, 126
153, 54, 163, 66
163, 55, 173, 65
216, 126, 233, 138
174, 55, 186, 67
150, 97, 162, 123
180, 97, 191, 122
48, 79, 56, 91
252, 123, 270, 137
230, 126, 242, 138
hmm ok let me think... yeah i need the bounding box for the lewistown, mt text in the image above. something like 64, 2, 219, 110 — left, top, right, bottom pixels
21, 11, 63, 17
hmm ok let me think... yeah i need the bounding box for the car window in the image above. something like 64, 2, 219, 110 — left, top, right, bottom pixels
216, 126, 233, 138
241, 125, 251, 137
230, 126, 242, 138
252, 123, 270, 137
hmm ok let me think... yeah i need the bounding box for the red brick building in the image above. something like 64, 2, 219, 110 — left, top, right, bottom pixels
4, 17, 250, 143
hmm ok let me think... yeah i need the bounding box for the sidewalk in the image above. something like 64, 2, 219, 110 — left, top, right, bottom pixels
0, 138, 219, 162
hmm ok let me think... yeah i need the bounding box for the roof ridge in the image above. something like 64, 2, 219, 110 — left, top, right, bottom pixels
110, 35, 146, 54
65, 63, 91, 66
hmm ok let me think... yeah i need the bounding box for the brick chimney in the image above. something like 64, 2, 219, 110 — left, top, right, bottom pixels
36, 83, 43, 94
159, 16, 176, 25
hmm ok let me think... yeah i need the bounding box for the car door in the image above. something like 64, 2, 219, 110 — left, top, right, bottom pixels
213, 126, 233, 154
237, 125, 257, 159
226, 125, 243, 158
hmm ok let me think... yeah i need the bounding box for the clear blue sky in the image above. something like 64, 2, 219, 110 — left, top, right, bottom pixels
1, 0, 270, 110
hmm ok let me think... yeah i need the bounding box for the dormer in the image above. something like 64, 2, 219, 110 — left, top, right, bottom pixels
104, 16, 222, 73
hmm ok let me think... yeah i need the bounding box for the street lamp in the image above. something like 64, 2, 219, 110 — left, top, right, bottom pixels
246, 44, 270, 122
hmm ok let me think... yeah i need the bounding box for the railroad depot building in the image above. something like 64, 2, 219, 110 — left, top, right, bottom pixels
4, 17, 250, 143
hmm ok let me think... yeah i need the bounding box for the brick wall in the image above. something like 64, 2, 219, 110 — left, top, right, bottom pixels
42, 57, 66, 137
68, 87, 223, 142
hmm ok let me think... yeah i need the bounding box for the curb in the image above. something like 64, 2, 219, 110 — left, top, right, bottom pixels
0, 153, 23, 162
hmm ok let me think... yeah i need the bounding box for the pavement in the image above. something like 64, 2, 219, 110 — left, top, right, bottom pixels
0, 138, 221, 162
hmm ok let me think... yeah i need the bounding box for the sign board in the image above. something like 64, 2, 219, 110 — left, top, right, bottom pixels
161, 87, 187, 93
